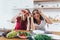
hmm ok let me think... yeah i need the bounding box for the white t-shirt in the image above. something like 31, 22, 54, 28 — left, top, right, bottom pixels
34, 20, 46, 30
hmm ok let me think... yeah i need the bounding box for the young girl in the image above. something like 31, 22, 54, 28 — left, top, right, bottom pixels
11, 9, 31, 30
31, 9, 52, 30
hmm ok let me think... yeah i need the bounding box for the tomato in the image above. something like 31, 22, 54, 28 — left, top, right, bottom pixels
20, 34, 26, 36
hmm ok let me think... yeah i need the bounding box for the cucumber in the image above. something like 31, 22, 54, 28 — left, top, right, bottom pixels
6, 31, 17, 39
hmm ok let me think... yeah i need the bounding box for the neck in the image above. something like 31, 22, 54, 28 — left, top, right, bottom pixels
21, 16, 26, 21
36, 18, 41, 24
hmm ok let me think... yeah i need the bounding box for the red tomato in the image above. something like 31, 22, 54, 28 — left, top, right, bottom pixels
20, 34, 26, 36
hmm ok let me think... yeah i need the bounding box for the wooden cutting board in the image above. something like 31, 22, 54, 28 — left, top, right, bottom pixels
0, 37, 28, 40
51, 31, 60, 36
0, 30, 60, 40
0, 30, 30, 40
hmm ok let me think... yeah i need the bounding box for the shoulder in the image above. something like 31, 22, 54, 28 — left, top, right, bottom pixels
16, 17, 21, 20
41, 20, 46, 23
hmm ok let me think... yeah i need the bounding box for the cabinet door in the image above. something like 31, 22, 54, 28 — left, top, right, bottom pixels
34, 0, 47, 2
34, 0, 60, 2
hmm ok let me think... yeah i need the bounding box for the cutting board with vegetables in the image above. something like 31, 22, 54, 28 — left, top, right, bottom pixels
0, 30, 32, 40
1, 30, 60, 40
0, 37, 28, 40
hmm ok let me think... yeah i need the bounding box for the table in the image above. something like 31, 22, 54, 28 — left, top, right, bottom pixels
0, 30, 60, 40
0, 30, 60, 35
50, 31, 60, 36
0, 37, 28, 40
0, 30, 30, 40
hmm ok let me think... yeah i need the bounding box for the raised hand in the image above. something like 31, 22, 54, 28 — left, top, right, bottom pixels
39, 8, 44, 13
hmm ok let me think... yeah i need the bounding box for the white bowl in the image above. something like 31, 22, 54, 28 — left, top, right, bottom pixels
32, 30, 44, 34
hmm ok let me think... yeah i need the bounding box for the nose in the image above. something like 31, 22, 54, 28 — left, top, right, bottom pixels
35, 14, 38, 16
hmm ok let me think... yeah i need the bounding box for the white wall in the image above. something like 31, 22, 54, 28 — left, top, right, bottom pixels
34, 2, 60, 31
34, 2, 60, 19
0, 0, 33, 29
0, 1, 60, 31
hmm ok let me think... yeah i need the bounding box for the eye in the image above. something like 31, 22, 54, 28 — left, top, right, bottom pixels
36, 13, 39, 14
33, 13, 35, 15
26, 13, 29, 14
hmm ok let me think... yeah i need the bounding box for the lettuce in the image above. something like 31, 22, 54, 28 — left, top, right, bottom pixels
34, 34, 52, 40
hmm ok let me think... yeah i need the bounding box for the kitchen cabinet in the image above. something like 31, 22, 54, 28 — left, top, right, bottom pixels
34, 7, 60, 9
34, 0, 60, 9
34, 0, 60, 2
34, 0, 47, 2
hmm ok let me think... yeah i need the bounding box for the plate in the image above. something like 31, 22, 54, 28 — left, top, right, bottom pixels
32, 30, 44, 34
45, 34, 60, 39
17, 33, 31, 39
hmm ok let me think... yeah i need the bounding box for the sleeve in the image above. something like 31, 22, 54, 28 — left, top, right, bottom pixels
16, 17, 21, 22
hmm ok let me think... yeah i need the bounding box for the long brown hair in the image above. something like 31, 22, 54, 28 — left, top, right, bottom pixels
32, 9, 44, 23
24, 9, 31, 21
21, 9, 31, 30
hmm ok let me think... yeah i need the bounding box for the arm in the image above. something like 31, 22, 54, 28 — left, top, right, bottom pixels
40, 11, 53, 24
27, 17, 30, 30
11, 10, 25, 23
11, 13, 21, 23
31, 16, 35, 30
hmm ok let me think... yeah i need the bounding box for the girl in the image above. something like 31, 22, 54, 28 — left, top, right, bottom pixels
11, 9, 31, 30
31, 9, 52, 30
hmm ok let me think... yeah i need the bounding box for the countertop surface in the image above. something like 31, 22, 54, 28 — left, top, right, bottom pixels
0, 30, 60, 40
0, 30, 29, 40
0, 37, 28, 40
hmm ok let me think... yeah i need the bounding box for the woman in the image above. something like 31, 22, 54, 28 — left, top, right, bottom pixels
11, 9, 31, 30
31, 9, 53, 30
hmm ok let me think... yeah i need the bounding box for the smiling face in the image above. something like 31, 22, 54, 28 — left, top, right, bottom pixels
21, 9, 30, 17
21, 9, 30, 21
24, 9, 29, 17
33, 10, 40, 20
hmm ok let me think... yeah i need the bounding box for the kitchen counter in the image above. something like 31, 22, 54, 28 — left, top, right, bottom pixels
0, 37, 28, 40
0, 30, 30, 40
0, 30, 60, 40
51, 31, 60, 35
0, 34, 60, 40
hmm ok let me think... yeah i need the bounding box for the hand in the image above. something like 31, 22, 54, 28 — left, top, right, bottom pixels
31, 14, 33, 17
20, 10, 25, 15
40, 8, 43, 13
18, 10, 25, 17
29, 14, 31, 17
22, 14, 26, 20
39, 8, 44, 16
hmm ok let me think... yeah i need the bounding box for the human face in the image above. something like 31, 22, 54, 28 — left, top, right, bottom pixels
33, 11, 40, 20
24, 10, 29, 16
21, 9, 30, 20
22, 9, 29, 17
